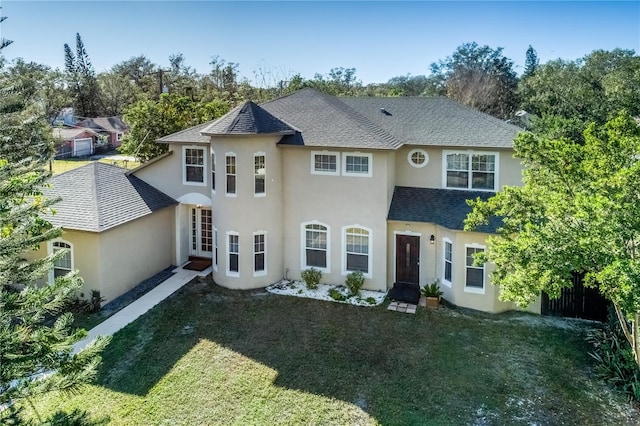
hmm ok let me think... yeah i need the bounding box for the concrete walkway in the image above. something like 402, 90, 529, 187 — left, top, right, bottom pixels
73, 265, 211, 354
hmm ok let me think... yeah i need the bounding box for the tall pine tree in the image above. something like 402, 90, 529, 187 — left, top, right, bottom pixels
0, 27, 107, 423
64, 33, 101, 118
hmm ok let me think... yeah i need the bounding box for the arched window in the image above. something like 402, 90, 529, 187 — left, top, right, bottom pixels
49, 240, 73, 282
343, 226, 371, 277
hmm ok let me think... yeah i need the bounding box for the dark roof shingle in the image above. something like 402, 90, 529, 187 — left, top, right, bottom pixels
340, 97, 520, 148
156, 120, 215, 144
44, 162, 177, 232
388, 186, 501, 233
201, 101, 296, 135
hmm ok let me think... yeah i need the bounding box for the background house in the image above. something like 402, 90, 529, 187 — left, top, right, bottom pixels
52, 126, 100, 158
76, 116, 129, 149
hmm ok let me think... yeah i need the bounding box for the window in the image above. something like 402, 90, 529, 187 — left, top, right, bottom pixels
342, 153, 372, 177
465, 245, 486, 293
311, 151, 339, 176
228, 232, 239, 276
254, 232, 266, 275
444, 151, 498, 191
183, 146, 206, 186
116, 132, 123, 141
254, 153, 266, 196
52, 241, 72, 279
303, 223, 329, 271
226, 153, 236, 195
214, 228, 218, 269
443, 239, 453, 286
344, 226, 371, 276
408, 149, 429, 168
211, 151, 216, 192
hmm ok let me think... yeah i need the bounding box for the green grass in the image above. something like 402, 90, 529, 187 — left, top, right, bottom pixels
26, 277, 638, 425
51, 158, 140, 175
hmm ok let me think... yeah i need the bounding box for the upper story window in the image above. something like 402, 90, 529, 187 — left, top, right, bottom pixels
465, 245, 486, 294
183, 146, 206, 186
254, 153, 266, 196
303, 222, 329, 272
343, 226, 371, 277
49, 240, 73, 283
444, 151, 498, 191
408, 149, 429, 168
226, 153, 236, 196
311, 151, 340, 176
342, 153, 372, 177
211, 151, 216, 192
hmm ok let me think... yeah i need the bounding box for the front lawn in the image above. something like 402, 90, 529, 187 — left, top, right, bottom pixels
51, 158, 140, 175
27, 277, 638, 425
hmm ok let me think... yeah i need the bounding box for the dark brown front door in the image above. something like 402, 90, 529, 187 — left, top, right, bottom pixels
396, 235, 420, 285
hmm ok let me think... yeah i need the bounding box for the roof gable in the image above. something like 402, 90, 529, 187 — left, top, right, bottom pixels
44, 162, 177, 232
201, 101, 296, 136
77, 116, 128, 133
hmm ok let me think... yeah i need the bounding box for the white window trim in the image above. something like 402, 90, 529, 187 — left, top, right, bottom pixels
342, 152, 373, 178
442, 237, 453, 288
301, 221, 330, 274
226, 231, 239, 277
211, 150, 216, 195
48, 239, 74, 283
116, 132, 123, 141
182, 145, 207, 187
310, 150, 340, 176
225, 152, 237, 197
442, 150, 499, 192
253, 231, 267, 277
464, 243, 486, 294
341, 224, 372, 279
407, 148, 429, 168
213, 227, 218, 271
254, 151, 266, 197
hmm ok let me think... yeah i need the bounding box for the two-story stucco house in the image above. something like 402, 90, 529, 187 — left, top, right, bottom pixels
39, 88, 540, 314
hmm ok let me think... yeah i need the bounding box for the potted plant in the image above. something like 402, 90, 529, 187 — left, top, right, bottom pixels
421, 280, 443, 309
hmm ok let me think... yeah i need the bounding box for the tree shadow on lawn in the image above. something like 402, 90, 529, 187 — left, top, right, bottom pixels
94, 278, 628, 425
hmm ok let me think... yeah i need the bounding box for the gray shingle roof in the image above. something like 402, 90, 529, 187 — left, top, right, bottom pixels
260, 88, 402, 150
340, 97, 520, 148
201, 101, 296, 135
388, 186, 501, 233
77, 116, 128, 133
156, 120, 215, 144
44, 162, 177, 232
52, 127, 98, 140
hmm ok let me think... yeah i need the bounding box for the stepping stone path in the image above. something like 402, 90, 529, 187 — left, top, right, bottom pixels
387, 301, 417, 314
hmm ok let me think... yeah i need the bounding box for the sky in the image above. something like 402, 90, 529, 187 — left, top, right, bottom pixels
1, 1, 638, 85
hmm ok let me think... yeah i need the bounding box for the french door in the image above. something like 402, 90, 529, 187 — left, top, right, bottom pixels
190, 208, 212, 258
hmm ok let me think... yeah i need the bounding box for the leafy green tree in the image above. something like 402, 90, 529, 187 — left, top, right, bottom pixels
385, 74, 431, 96
429, 42, 519, 119
0, 38, 107, 422
97, 71, 138, 116
119, 93, 231, 162
64, 33, 101, 117
522, 45, 539, 78
465, 112, 640, 368
519, 49, 640, 129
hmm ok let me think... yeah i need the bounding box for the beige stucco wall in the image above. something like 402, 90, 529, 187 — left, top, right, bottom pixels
281, 147, 391, 291
394, 146, 522, 190
210, 135, 284, 289
98, 206, 175, 303
133, 143, 212, 201
387, 220, 540, 314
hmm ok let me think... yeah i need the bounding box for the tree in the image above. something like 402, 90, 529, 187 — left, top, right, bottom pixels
519, 49, 640, 129
119, 93, 231, 162
0, 35, 107, 423
464, 112, 640, 368
64, 33, 101, 117
522, 45, 539, 78
429, 42, 519, 119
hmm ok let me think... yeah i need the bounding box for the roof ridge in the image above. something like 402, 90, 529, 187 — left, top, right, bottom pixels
440, 97, 521, 132
88, 162, 101, 231
156, 119, 217, 142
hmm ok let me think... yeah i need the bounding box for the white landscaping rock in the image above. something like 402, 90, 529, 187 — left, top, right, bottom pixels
266, 280, 387, 306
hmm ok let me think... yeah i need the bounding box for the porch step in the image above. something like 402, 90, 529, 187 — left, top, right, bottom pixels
184, 256, 212, 272
388, 282, 421, 305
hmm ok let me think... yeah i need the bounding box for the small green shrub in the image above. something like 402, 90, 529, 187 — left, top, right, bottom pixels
301, 267, 322, 290
328, 288, 347, 301
345, 271, 365, 296
365, 297, 376, 305
587, 308, 640, 401
420, 280, 443, 298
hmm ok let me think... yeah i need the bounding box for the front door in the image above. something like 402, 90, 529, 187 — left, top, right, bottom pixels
190, 207, 212, 258
396, 235, 420, 285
